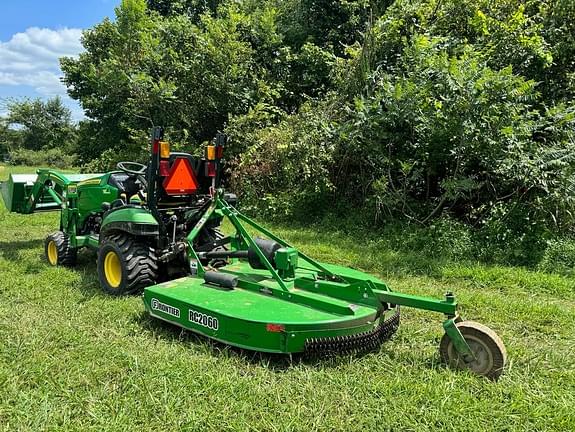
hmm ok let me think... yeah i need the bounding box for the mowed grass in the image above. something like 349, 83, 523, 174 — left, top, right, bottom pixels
1, 164, 574, 431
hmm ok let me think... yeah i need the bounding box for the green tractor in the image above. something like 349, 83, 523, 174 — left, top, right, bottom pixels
1, 127, 507, 380
2, 128, 231, 295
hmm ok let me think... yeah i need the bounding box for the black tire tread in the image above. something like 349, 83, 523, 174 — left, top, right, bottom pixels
98, 232, 158, 295
45, 231, 77, 267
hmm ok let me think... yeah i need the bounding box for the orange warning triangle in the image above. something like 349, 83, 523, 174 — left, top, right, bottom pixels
163, 158, 199, 195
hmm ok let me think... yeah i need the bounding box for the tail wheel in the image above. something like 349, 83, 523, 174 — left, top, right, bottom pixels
97, 233, 158, 296
44, 231, 77, 267
439, 321, 507, 380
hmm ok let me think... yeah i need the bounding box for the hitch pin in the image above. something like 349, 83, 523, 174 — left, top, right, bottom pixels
170, 215, 178, 244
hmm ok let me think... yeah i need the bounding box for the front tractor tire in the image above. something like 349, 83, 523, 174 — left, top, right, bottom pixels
97, 233, 158, 296
44, 231, 77, 267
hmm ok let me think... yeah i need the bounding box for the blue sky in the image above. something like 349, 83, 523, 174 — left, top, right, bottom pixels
0, 0, 120, 120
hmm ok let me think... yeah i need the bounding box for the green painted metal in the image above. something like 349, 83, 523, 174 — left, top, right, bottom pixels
45, 187, 63, 206
1, 160, 498, 365
374, 288, 458, 315
142, 191, 472, 356
235, 211, 337, 279
76, 235, 100, 249
143, 262, 391, 354
443, 317, 475, 361
275, 247, 298, 279
222, 204, 291, 291
0, 170, 102, 214
1, 175, 37, 212
0, 169, 153, 250
100, 207, 158, 227
185, 198, 218, 277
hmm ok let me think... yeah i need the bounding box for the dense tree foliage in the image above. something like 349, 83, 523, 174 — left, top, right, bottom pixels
61, 0, 343, 166
60, 0, 575, 254
146, 0, 221, 20
0, 97, 77, 152
0, 121, 10, 157
229, 0, 575, 236
0, 97, 78, 167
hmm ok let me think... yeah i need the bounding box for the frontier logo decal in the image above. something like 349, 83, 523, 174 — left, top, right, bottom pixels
151, 298, 180, 318
189, 309, 219, 331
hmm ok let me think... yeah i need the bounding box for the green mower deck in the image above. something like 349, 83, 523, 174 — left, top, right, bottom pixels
142, 192, 507, 379
144, 261, 401, 354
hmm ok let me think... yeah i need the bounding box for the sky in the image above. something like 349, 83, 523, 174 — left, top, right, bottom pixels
0, 0, 121, 120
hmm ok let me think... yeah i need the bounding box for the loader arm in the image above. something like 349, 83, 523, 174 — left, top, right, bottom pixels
1, 169, 102, 215
22, 170, 70, 214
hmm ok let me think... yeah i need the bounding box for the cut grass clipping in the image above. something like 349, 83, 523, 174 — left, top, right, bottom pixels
1, 164, 574, 431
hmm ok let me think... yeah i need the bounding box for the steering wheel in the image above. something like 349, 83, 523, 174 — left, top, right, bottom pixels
117, 161, 147, 176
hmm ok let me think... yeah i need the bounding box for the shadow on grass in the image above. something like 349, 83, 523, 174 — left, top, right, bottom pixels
0, 239, 47, 274
0, 238, 108, 298
0, 236, 446, 373
72, 250, 111, 300
0, 239, 43, 260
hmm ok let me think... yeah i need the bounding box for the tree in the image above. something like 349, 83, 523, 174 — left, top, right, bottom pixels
2, 97, 76, 151
146, 0, 221, 21
229, 0, 575, 243
61, 0, 269, 167
0, 120, 10, 156
57, 0, 575, 245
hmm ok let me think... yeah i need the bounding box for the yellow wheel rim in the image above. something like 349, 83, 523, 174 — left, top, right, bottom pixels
104, 251, 122, 288
47, 241, 58, 265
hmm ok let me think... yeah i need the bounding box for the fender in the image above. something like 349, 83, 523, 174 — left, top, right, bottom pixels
100, 207, 159, 238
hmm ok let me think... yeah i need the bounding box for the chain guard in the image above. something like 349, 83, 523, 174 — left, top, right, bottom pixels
304, 307, 400, 356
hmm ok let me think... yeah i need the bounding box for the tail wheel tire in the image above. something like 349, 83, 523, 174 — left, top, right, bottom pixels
439, 321, 507, 380
44, 231, 77, 267
97, 233, 159, 296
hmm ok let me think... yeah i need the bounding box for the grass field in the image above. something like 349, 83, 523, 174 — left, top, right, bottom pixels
1, 164, 574, 431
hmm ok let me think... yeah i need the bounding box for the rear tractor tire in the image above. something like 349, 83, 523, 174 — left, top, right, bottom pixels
97, 233, 158, 296
439, 321, 507, 380
44, 231, 77, 267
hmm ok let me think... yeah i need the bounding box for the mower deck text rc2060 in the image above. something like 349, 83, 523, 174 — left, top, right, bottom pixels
1, 127, 507, 380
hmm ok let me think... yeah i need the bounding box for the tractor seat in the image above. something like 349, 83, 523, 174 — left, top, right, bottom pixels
108, 173, 142, 198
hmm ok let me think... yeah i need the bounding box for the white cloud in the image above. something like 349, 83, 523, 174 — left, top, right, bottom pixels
0, 27, 83, 97
0, 71, 63, 95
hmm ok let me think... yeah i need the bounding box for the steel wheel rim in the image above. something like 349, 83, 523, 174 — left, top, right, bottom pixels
47, 241, 58, 265
448, 335, 494, 375
104, 251, 122, 288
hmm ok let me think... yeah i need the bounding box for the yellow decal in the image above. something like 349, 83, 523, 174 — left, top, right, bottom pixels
77, 178, 101, 186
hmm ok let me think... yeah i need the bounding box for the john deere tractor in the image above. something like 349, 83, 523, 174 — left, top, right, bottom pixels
2, 127, 230, 295
1, 127, 508, 380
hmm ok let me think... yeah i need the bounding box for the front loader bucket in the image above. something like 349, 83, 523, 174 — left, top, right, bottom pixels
0, 174, 60, 213
1, 171, 103, 214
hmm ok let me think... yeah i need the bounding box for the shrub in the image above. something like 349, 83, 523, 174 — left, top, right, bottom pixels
227, 102, 337, 219
538, 238, 575, 275
9, 148, 77, 169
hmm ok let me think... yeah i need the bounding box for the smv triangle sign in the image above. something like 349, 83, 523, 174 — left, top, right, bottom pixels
163, 158, 199, 195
